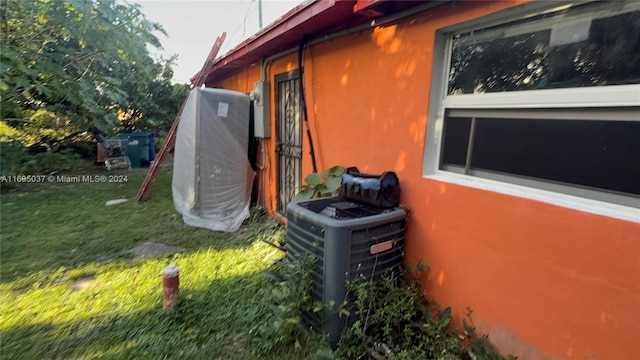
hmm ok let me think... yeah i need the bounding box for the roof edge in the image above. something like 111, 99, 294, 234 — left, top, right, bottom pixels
191, 0, 360, 84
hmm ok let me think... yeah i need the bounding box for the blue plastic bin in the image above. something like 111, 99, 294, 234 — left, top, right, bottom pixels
117, 131, 155, 167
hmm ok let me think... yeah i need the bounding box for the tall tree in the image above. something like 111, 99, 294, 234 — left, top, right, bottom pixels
0, 0, 172, 135
115, 55, 189, 135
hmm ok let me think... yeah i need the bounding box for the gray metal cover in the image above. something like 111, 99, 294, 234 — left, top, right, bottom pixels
286, 197, 406, 348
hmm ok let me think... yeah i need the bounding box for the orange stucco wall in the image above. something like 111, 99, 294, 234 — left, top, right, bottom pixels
211, 1, 640, 358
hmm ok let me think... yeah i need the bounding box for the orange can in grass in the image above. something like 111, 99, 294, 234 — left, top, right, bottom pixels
162, 264, 179, 309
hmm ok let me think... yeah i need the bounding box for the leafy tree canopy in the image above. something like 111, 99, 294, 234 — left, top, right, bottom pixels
1, 0, 188, 138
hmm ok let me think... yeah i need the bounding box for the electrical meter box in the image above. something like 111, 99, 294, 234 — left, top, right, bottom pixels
250, 80, 270, 138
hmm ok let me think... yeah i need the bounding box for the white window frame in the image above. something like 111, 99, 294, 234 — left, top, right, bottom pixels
422, 0, 640, 222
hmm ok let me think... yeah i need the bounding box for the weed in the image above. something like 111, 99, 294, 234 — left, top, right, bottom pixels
292, 165, 345, 201
244, 254, 324, 356
334, 265, 515, 360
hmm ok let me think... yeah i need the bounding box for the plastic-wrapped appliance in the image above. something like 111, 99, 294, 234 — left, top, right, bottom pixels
172, 88, 254, 233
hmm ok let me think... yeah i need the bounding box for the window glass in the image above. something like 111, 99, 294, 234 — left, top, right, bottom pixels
440, 116, 640, 197
448, 6, 640, 94
440, 117, 471, 166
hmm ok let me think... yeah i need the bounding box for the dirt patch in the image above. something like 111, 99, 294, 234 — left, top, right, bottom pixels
90, 237, 105, 245
96, 254, 113, 263
224, 333, 245, 351
73, 276, 97, 290
127, 241, 184, 259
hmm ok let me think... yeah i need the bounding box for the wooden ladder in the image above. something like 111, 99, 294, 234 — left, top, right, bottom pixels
136, 32, 226, 202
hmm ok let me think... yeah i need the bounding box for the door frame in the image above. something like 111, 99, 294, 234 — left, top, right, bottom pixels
274, 69, 303, 215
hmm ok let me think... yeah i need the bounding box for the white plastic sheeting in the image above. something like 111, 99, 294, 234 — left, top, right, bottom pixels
172, 88, 254, 232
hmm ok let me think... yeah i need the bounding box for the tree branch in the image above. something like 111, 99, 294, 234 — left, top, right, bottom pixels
63, 50, 104, 71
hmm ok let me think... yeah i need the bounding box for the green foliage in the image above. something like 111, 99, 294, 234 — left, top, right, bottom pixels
65, 138, 98, 159
1, 0, 185, 135
293, 165, 345, 201
114, 56, 190, 134
0, 139, 31, 189
21, 148, 83, 174
335, 266, 515, 360
1, 109, 77, 144
245, 254, 326, 355
0, 139, 83, 189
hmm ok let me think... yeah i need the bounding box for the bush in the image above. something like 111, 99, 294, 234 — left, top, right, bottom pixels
1, 141, 84, 190
250, 255, 516, 360
21, 149, 83, 174
64, 140, 97, 160
0, 140, 31, 177
335, 265, 515, 360
245, 254, 322, 355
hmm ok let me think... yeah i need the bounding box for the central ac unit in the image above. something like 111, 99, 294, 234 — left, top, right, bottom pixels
286, 196, 406, 347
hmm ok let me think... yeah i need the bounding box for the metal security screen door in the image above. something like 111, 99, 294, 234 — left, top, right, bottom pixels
275, 70, 302, 215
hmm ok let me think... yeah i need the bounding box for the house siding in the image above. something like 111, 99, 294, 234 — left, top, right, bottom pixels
211, 1, 640, 358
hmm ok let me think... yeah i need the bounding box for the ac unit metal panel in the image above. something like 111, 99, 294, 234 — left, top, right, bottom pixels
286, 197, 406, 348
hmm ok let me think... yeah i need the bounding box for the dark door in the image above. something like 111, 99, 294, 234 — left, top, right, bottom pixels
275, 70, 302, 215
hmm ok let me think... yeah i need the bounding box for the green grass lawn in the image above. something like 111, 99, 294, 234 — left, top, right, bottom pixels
0, 165, 325, 359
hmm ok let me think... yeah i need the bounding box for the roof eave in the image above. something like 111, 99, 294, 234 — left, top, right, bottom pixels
193, 0, 434, 85
193, 0, 363, 84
